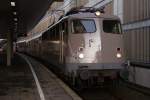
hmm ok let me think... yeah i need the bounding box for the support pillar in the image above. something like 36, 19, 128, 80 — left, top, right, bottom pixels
7, 32, 13, 66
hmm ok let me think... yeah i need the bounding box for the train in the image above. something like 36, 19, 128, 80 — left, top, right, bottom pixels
17, 7, 125, 88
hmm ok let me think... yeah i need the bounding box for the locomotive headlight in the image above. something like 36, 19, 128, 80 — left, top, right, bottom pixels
95, 11, 101, 16
79, 53, 84, 59
116, 53, 122, 58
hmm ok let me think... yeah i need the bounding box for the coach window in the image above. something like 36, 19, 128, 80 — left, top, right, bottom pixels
72, 19, 96, 33
49, 30, 52, 40
103, 20, 122, 34
55, 25, 59, 40
42, 29, 50, 40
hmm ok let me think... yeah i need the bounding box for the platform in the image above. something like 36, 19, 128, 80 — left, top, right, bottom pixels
0, 54, 82, 100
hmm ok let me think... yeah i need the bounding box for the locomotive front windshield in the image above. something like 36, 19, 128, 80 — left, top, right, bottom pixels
72, 19, 96, 33
103, 20, 122, 34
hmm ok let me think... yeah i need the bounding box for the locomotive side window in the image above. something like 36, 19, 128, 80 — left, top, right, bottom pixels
103, 20, 122, 34
72, 19, 96, 33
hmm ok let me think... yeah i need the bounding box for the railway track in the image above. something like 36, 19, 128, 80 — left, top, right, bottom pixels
78, 87, 120, 100
75, 79, 150, 100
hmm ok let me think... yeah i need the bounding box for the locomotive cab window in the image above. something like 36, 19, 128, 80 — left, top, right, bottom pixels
71, 19, 96, 33
103, 20, 122, 34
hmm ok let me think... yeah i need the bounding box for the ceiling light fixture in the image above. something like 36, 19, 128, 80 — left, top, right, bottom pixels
13, 12, 17, 15
11, 2, 16, 6
14, 18, 18, 21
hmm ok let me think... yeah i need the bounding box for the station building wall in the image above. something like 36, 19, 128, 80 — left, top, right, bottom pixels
121, 0, 150, 88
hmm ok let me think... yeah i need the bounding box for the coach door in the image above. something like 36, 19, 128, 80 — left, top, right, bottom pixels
59, 20, 68, 63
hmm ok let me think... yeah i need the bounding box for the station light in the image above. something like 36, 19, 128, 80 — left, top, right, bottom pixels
13, 12, 17, 15
11, 2, 16, 7
14, 18, 17, 21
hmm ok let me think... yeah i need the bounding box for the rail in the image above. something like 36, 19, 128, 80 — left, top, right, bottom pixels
130, 62, 150, 69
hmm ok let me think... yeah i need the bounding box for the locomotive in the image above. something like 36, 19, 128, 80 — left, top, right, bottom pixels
17, 7, 125, 87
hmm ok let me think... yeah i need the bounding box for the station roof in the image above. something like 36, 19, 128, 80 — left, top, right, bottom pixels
0, 0, 62, 40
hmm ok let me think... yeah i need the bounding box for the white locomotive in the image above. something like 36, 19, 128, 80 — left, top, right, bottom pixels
17, 8, 125, 87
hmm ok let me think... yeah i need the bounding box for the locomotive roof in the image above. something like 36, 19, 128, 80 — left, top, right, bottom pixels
67, 12, 120, 20
47, 12, 120, 33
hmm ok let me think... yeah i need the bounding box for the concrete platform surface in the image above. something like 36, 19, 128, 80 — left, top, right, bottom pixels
0, 54, 82, 100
